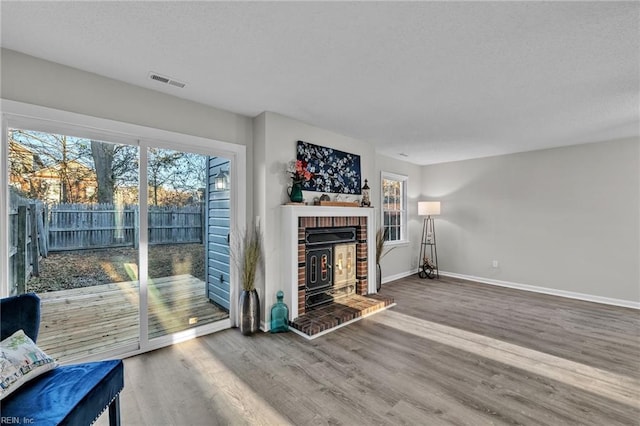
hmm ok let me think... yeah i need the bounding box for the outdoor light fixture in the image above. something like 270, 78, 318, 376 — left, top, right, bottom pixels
214, 168, 229, 191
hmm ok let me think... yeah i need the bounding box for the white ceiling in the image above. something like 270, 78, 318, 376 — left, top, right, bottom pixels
1, 1, 638, 165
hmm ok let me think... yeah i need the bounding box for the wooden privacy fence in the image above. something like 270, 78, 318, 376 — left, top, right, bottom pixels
147, 205, 204, 246
8, 202, 48, 295
48, 203, 137, 251
47, 203, 205, 251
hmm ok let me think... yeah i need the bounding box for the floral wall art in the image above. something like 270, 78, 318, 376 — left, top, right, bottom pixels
296, 140, 362, 194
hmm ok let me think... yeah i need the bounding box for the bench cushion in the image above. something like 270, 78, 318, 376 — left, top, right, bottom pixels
1, 359, 124, 426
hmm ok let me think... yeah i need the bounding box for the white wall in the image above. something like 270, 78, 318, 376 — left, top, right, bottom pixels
375, 153, 423, 280
254, 112, 377, 328
420, 138, 640, 304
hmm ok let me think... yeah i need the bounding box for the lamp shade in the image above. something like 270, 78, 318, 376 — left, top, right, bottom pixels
418, 201, 441, 216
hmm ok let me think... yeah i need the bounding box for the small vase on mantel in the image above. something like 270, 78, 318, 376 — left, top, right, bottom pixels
288, 181, 304, 203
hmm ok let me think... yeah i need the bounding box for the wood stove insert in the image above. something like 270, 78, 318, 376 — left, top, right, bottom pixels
305, 227, 357, 310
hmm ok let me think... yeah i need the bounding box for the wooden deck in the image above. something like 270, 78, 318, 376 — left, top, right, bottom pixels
37, 274, 229, 362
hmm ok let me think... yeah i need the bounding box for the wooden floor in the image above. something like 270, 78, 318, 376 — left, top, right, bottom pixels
96, 275, 640, 426
38, 274, 229, 362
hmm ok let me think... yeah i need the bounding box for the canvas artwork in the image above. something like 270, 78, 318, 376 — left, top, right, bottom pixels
296, 141, 362, 194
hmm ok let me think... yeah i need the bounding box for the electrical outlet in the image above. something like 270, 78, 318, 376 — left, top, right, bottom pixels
492, 260, 499, 268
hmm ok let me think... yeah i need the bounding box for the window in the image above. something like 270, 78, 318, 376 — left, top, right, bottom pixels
381, 172, 408, 244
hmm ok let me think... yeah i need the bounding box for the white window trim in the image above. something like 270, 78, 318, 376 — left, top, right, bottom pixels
380, 171, 409, 245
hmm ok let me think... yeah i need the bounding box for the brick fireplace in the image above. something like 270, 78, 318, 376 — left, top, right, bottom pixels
281, 205, 393, 338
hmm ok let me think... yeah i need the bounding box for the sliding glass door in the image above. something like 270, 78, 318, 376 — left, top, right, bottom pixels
7, 129, 141, 362
5, 120, 235, 362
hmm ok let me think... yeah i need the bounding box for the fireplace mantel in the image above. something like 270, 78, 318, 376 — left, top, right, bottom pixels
281, 205, 377, 320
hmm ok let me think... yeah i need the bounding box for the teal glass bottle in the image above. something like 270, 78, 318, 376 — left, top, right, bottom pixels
270, 290, 289, 333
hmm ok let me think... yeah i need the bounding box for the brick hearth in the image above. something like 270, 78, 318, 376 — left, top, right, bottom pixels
289, 293, 395, 337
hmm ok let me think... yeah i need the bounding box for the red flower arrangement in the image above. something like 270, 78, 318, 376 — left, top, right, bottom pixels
287, 160, 313, 183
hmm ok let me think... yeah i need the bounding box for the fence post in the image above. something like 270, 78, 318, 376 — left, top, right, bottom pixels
44, 204, 50, 254
29, 203, 40, 277
38, 204, 48, 257
16, 206, 27, 294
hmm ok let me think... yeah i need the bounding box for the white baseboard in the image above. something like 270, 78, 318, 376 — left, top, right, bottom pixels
382, 269, 419, 285
439, 270, 640, 310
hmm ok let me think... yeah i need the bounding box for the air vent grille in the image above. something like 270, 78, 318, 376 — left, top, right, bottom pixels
148, 72, 186, 88
150, 74, 169, 83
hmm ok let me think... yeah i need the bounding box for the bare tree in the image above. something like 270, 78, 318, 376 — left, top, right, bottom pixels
10, 130, 92, 203
90, 141, 139, 204
91, 140, 115, 204
147, 148, 185, 206
11, 129, 206, 207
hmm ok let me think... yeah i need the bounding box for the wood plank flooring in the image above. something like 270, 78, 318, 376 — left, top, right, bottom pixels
96, 275, 640, 425
37, 275, 229, 362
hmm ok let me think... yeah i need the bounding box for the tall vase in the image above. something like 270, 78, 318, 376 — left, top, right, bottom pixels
288, 181, 304, 203
239, 289, 260, 335
376, 263, 382, 292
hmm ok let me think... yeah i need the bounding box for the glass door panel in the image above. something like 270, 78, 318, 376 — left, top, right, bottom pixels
146, 147, 229, 340
7, 128, 140, 362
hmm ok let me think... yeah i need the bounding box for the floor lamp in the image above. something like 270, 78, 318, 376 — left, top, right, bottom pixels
418, 201, 440, 279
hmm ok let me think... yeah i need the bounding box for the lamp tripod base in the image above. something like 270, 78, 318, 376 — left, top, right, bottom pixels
418, 216, 439, 280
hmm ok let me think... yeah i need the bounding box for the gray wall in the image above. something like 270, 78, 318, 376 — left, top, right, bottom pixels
421, 138, 640, 303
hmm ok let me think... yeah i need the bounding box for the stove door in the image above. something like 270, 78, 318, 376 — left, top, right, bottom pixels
333, 243, 356, 286
306, 246, 332, 292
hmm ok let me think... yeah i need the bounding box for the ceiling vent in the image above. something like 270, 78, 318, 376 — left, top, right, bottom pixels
148, 72, 186, 88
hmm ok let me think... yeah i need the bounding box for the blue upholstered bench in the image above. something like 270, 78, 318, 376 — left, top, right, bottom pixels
1, 293, 124, 425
